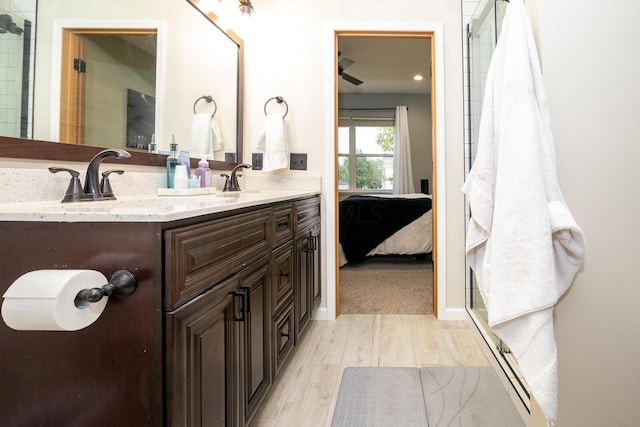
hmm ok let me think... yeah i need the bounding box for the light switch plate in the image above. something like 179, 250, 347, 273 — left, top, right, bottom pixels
252, 153, 263, 170
290, 153, 307, 170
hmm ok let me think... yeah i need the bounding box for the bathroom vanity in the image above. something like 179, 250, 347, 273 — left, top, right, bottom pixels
0, 191, 321, 427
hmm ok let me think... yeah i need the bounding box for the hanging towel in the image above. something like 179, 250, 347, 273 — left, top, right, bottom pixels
211, 115, 223, 152
190, 113, 223, 158
461, 1, 586, 425
256, 113, 289, 172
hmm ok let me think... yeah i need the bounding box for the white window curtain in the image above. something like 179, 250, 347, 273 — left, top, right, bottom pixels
392, 105, 415, 194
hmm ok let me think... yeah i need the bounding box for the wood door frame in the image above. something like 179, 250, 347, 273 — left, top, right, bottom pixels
59, 28, 158, 145
49, 19, 165, 144
323, 22, 447, 320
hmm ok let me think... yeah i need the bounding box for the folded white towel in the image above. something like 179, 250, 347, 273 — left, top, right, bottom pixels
257, 113, 289, 172
190, 113, 223, 158
462, 1, 586, 425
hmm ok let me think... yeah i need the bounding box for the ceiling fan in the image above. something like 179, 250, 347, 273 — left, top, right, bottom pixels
338, 52, 363, 86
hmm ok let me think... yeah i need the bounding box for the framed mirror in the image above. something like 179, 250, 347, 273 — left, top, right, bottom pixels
0, 0, 243, 169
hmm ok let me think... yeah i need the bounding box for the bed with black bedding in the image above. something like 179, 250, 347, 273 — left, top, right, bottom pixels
338, 193, 433, 266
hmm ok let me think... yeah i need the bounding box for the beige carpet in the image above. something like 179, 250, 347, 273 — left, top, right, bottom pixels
339, 257, 433, 314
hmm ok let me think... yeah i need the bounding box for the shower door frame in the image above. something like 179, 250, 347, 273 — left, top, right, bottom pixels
463, 0, 531, 414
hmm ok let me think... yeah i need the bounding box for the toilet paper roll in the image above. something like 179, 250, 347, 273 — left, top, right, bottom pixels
1, 269, 109, 331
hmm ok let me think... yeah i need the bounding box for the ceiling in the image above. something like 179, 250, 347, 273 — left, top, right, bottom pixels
337, 36, 432, 95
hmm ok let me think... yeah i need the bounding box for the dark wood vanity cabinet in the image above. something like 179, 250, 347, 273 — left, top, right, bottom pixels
293, 198, 322, 342
0, 194, 320, 427
165, 195, 320, 427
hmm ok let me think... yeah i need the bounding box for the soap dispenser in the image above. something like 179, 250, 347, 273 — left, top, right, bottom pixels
166, 137, 179, 188
195, 155, 212, 188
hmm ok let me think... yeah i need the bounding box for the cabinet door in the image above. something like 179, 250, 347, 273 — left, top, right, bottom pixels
237, 257, 272, 426
294, 232, 311, 341
295, 223, 321, 342
309, 223, 322, 311
166, 277, 240, 427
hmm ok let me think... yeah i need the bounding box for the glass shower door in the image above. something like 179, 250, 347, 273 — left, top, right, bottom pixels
465, 0, 531, 409
467, 0, 506, 334
0, 8, 32, 138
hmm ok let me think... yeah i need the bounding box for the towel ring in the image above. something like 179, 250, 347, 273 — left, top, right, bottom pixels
263, 96, 288, 118
193, 95, 218, 116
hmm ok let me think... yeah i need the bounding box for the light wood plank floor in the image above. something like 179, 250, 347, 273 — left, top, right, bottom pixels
250, 314, 490, 427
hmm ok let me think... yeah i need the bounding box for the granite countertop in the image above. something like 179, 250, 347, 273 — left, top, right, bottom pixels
0, 190, 320, 222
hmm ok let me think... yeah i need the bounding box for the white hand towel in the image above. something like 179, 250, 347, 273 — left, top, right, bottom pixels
190, 113, 223, 157
191, 113, 214, 157
462, 1, 586, 425
257, 113, 289, 172
211, 115, 223, 152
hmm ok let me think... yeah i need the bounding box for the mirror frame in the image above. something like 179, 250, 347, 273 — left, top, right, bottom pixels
0, 1, 244, 171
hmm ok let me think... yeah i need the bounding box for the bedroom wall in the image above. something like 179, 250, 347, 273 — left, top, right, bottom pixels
526, 0, 640, 424
338, 93, 432, 194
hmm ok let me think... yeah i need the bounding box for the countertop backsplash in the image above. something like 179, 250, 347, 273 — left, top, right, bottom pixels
0, 165, 321, 205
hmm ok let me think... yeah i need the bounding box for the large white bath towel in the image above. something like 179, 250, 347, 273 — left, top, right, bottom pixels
190, 113, 223, 157
257, 113, 289, 172
462, 0, 586, 425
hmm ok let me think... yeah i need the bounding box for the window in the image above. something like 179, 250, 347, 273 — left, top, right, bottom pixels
338, 117, 394, 191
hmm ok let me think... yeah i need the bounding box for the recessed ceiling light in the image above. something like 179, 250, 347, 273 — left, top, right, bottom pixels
414, 74, 424, 81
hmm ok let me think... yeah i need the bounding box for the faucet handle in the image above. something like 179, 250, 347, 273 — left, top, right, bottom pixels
49, 167, 84, 203
100, 170, 124, 199
220, 173, 230, 192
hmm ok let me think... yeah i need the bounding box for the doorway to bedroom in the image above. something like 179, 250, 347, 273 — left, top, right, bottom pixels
334, 31, 436, 316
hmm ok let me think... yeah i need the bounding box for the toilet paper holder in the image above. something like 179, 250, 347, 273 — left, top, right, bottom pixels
74, 270, 137, 308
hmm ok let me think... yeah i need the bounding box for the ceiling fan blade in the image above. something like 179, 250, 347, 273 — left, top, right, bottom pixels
338, 57, 354, 70
341, 72, 363, 86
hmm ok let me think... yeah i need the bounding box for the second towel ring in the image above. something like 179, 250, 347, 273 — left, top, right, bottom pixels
193, 95, 218, 116
263, 96, 288, 118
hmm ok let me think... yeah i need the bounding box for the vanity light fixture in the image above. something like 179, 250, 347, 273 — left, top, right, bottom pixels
414, 74, 424, 81
239, 0, 254, 15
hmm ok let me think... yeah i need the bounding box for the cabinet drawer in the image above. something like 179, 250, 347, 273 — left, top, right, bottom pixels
271, 242, 294, 315
272, 299, 295, 377
165, 209, 271, 310
294, 196, 320, 235
272, 203, 294, 248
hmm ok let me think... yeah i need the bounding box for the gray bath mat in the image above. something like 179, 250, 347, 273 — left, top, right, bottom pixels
420, 367, 525, 427
332, 367, 525, 427
332, 367, 428, 427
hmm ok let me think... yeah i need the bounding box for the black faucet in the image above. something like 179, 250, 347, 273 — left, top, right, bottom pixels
224, 163, 252, 191
83, 149, 130, 200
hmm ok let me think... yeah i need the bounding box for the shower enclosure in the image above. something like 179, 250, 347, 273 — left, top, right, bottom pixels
464, 0, 531, 412
0, 7, 33, 138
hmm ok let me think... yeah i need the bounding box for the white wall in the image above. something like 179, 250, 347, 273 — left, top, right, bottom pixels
236, 0, 467, 312
527, 0, 640, 425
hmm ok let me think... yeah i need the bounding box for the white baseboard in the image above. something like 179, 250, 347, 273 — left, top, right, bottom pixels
313, 307, 329, 321
440, 307, 468, 320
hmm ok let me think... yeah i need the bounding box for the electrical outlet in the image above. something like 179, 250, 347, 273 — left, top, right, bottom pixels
252, 153, 263, 170
290, 153, 307, 170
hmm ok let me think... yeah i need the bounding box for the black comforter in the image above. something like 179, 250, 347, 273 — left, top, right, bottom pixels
339, 195, 432, 264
